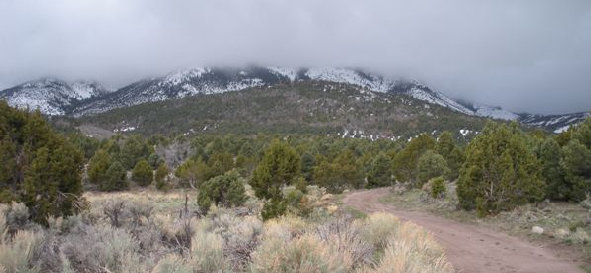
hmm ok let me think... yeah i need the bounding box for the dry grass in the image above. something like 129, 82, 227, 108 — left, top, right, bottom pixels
0, 189, 454, 273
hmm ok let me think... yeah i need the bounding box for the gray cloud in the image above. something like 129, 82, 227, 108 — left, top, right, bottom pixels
1, 0, 590, 114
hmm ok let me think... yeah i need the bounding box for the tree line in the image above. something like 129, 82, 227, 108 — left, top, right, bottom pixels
2, 101, 591, 223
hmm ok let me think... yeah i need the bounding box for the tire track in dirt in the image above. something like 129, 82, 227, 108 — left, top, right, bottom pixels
343, 188, 582, 273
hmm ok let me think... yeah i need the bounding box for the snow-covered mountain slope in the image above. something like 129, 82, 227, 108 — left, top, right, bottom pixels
73, 67, 291, 115
1, 67, 587, 133
0, 78, 111, 115
519, 112, 590, 133
455, 100, 519, 121
474, 105, 519, 121
74, 66, 478, 116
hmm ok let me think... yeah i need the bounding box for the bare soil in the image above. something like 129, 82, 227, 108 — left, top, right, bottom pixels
343, 188, 583, 273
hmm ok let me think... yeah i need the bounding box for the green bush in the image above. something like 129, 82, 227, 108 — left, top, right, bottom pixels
154, 163, 170, 191
101, 162, 128, 191
366, 152, 393, 188
261, 198, 287, 221
131, 159, 153, 187
417, 150, 449, 186
430, 177, 446, 199
197, 170, 246, 212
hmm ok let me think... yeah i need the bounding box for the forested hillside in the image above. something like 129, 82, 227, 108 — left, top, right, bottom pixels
66, 81, 488, 137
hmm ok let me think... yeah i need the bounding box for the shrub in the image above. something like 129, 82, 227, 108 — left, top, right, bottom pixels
154, 163, 170, 191
132, 159, 153, 187
150, 254, 191, 273
189, 228, 225, 272
4, 202, 31, 233
103, 200, 126, 227
357, 212, 400, 249
367, 152, 393, 188
87, 149, 112, 185
0, 230, 43, 273
197, 170, 246, 213
284, 189, 312, 217
417, 150, 449, 186
315, 217, 374, 269
102, 161, 128, 191
59, 223, 147, 273
250, 234, 345, 273
430, 177, 446, 199
261, 199, 287, 221
359, 222, 454, 273
174, 159, 206, 189
262, 216, 308, 242
222, 216, 262, 271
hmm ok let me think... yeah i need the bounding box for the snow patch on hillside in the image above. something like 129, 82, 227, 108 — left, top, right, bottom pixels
474, 105, 519, 120
268, 67, 298, 81
305, 68, 393, 92
163, 68, 210, 86
554, 125, 571, 134
406, 87, 474, 115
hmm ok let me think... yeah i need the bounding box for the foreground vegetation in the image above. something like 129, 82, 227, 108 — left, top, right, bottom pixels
0, 189, 454, 273
2, 100, 591, 272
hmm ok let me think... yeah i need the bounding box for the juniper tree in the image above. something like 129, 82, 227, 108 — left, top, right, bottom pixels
560, 139, 591, 201
436, 131, 464, 180
87, 149, 112, 185
393, 134, 436, 184
197, 170, 246, 212
24, 138, 83, 224
538, 138, 568, 200
417, 150, 449, 186
367, 152, 393, 188
102, 161, 128, 191
155, 163, 170, 191
132, 159, 153, 187
457, 122, 545, 216
0, 102, 84, 224
175, 159, 207, 189
250, 139, 300, 220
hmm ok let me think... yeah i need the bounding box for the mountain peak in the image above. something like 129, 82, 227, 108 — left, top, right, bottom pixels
1, 66, 586, 132
0, 78, 111, 115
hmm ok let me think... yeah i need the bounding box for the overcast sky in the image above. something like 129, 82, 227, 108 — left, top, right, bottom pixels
1, 0, 590, 114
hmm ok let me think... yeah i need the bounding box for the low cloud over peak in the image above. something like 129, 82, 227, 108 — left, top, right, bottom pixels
1, 0, 590, 114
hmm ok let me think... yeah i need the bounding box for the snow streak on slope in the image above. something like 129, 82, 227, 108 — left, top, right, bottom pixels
405, 86, 475, 116
268, 67, 299, 82
519, 112, 590, 133
305, 68, 394, 92
474, 105, 519, 121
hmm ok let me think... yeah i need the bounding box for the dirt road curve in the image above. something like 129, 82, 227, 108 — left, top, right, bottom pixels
343, 188, 583, 273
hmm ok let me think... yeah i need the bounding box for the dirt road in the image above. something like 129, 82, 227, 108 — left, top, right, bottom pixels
343, 188, 583, 273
